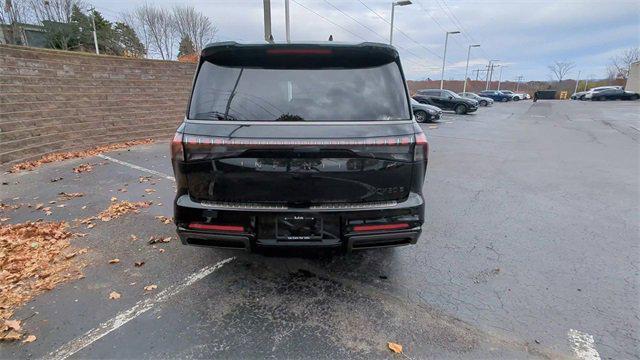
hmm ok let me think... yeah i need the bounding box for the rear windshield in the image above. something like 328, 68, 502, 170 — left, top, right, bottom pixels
189, 61, 410, 121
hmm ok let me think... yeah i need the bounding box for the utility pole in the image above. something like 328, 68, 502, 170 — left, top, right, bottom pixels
515, 75, 523, 91
485, 60, 499, 90
89, 7, 99, 55
263, 0, 274, 43
473, 68, 487, 81
497, 65, 506, 90
573, 70, 581, 94
463, 44, 480, 93
284, 0, 290, 43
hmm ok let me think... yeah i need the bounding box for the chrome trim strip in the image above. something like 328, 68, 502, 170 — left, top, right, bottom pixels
199, 200, 399, 211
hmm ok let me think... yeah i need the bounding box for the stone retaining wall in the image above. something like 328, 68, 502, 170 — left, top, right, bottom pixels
0, 44, 196, 166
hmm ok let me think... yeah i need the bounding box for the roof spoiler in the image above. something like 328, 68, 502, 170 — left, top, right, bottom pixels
200, 42, 400, 69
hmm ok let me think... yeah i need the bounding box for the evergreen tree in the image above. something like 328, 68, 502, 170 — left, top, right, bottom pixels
114, 22, 146, 58
177, 36, 195, 58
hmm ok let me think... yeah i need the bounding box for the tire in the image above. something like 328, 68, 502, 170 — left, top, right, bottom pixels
414, 110, 428, 122
480, 100, 488, 106
501, 97, 508, 102
513, 96, 520, 101
454, 104, 467, 115
633, 94, 640, 100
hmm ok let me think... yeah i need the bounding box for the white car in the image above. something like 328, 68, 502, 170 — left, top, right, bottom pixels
499, 90, 527, 101
583, 86, 623, 100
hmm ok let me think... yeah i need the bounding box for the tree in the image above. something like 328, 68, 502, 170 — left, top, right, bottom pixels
114, 21, 145, 58
29, 0, 82, 23
609, 47, 640, 80
177, 35, 194, 57
131, 4, 176, 60
172, 5, 216, 52
548, 61, 575, 83
1, 0, 32, 45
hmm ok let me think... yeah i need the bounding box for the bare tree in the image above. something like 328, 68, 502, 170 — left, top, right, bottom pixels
131, 4, 176, 60
29, 0, 81, 23
172, 5, 216, 52
548, 61, 576, 83
610, 47, 640, 80
1, 0, 32, 44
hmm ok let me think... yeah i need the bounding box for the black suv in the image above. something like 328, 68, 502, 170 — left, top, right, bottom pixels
171, 42, 428, 252
413, 89, 478, 114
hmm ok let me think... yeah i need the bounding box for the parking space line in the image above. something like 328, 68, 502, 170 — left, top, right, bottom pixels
48, 257, 235, 360
97, 154, 175, 182
568, 329, 601, 360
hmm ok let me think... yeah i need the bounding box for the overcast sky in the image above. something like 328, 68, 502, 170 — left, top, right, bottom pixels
93, 0, 640, 81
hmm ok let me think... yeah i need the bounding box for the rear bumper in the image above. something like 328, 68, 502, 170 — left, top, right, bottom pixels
174, 192, 424, 252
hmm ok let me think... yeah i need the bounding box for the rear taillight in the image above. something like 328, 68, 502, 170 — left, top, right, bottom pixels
413, 132, 429, 162
171, 131, 184, 161
266, 49, 332, 55
353, 223, 410, 232
188, 223, 244, 232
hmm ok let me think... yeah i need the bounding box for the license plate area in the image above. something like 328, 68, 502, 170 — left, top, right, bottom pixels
276, 215, 323, 241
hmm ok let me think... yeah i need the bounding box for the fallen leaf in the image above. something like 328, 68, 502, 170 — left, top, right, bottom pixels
23, 334, 36, 343
81, 205, 87, 210
4, 320, 21, 331
144, 284, 157, 291
388, 342, 403, 354
35, 203, 44, 210
134, 261, 145, 267
72, 163, 93, 174
64, 252, 77, 259
110, 197, 117, 202
144, 188, 156, 193
158, 249, 165, 253
0, 330, 21, 341
87, 223, 95, 229
109, 291, 121, 300
108, 258, 120, 264
130, 235, 138, 241
428, 125, 438, 129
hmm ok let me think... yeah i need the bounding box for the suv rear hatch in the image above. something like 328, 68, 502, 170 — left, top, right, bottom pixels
179, 42, 419, 207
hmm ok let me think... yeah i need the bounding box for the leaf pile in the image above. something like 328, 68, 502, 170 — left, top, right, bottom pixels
72, 164, 93, 174
155, 216, 172, 224
0, 221, 85, 340
10, 139, 154, 173
97, 201, 151, 222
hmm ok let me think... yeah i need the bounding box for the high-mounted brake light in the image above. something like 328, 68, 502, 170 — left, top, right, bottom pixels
188, 223, 245, 232
171, 131, 184, 161
266, 49, 333, 55
353, 223, 410, 232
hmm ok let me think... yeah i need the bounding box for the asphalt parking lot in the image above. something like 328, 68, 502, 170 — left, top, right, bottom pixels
1, 100, 638, 359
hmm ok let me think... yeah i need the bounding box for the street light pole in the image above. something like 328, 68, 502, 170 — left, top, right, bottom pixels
440, 30, 460, 90
389, 1, 412, 45
284, 0, 290, 43
515, 75, 523, 91
463, 44, 480, 93
89, 7, 99, 55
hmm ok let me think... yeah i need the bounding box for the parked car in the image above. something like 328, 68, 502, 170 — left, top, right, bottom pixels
571, 91, 588, 100
411, 98, 442, 122
590, 88, 640, 101
478, 90, 512, 102
498, 90, 525, 101
523, 93, 531, 100
459, 92, 493, 106
583, 86, 623, 100
414, 89, 478, 114
172, 42, 428, 252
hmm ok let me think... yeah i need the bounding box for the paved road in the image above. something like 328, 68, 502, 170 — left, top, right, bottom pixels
1, 100, 638, 359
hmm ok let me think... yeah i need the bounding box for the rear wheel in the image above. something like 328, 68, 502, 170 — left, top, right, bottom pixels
414, 110, 428, 122
632, 94, 640, 100
454, 104, 467, 115
513, 96, 520, 101
501, 97, 508, 102
479, 100, 488, 106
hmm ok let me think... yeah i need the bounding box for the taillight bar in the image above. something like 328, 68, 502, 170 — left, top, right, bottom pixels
188, 223, 245, 232
183, 134, 416, 147
267, 49, 333, 55
353, 223, 410, 232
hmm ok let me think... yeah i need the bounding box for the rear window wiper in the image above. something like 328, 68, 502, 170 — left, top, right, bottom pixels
192, 111, 237, 121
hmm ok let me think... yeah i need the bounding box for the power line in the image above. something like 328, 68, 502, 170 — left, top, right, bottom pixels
356, 0, 443, 60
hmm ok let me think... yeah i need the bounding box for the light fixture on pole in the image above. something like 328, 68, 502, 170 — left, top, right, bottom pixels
485, 59, 499, 90
440, 31, 460, 89
462, 44, 480, 93
390, 0, 412, 45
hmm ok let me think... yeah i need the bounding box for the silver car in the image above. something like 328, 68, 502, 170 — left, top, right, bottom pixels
459, 92, 494, 106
